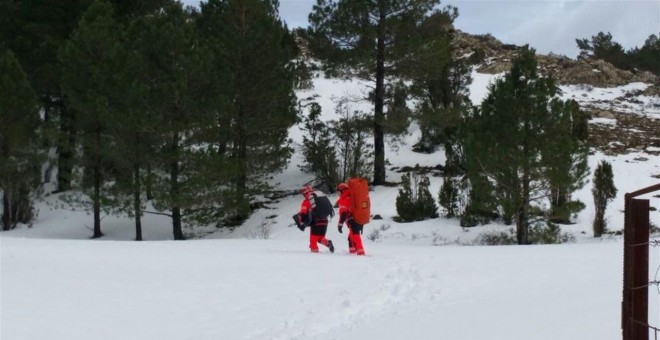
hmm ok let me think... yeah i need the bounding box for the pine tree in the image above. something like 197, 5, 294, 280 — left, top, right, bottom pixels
462, 46, 588, 244
576, 31, 633, 71
417, 174, 438, 219
103, 9, 168, 241
543, 100, 589, 223
129, 2, 221, 239
59, 0, 125, 238
1, 1, 93, 191
630, 33, 660, 76
407, 10, 471, 164
396, 170, 437, 222
198, 0, 298, 224
438, 175, 459, 218
395, 173, 415, 221
0, 49, 42, 230
331, 99, 374, 180
592, 160, 617, 237
309, 0, 453, 185
299, 102, 340, 186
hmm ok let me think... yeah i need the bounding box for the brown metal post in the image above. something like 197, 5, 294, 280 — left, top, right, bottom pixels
623, 197, 632, 340
623, 197, 650, 340
631, 198, 649, 340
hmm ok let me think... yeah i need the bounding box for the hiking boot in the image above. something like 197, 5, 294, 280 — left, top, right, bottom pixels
348, 247, 357, 254
356, 249, 365, 256
327, 240, 335, 253
311, 248, 319, 253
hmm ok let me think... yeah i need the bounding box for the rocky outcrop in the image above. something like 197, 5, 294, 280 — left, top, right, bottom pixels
452, 30, 659, 87
539, 57, 657, 87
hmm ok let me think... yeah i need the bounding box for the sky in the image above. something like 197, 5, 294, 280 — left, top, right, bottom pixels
183, 0, 660, 59
2, 71, 660, 338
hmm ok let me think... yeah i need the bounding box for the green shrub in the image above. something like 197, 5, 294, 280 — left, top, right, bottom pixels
395, 171, 438, 222
473, 229, 517, 245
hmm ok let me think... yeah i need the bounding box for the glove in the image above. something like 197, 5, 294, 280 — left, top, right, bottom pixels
296, 214, 306, 231
337, 225, 343, 233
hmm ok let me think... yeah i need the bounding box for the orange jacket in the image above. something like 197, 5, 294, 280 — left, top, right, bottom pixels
299, 197, 311, 215
336, 190, 351, 226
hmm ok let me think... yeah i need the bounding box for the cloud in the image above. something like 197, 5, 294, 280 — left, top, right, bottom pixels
182, 0, 660, 59
447, 0, 660, 57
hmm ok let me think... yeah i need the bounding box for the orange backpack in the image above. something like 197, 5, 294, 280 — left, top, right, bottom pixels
347, 177, 370, 225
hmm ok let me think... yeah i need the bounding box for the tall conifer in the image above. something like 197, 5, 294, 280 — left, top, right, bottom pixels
59, 0, 124, 238
198, 0, 297, 223
462, 46, 588, 244
309, 0, 454, 185
0, 50, 41, 230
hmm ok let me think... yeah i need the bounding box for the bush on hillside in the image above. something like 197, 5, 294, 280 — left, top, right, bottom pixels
395, 171, 438, 222
592, 160, 617, 237
438, 175, 460, 218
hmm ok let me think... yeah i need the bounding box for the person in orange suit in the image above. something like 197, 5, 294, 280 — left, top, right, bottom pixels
296, 185, 334, 253
335, 183, 365, 255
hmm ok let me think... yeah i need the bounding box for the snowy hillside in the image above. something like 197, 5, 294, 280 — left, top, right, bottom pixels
2, 68, 660, 340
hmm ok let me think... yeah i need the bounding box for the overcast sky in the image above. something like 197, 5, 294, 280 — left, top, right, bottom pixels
183, 0, 660, 59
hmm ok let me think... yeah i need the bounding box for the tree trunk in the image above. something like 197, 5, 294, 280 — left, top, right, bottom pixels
91, 164, 103, 238
133, 163, 143, 241
233, 106, 249, 222
146, 163, 153, 201
1, 141, 10, 230
170, 134, 184, 240
57, 102, 75, 192
372, 2, 386, 185
593, 200, 605, 237
2, 190, 10, 231
517, 160, 531, 245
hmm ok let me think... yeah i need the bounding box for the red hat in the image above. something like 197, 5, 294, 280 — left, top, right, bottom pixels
300, 184, 313, 196
337, 183, 349, 192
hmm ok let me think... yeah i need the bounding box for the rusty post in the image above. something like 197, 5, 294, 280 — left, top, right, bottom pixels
623, 197, 631, 340
623, 197, 650, 340
631, 198, 649, 340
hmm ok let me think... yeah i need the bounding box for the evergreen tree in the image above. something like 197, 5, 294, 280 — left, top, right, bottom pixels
438, 175, 459, 218
0, 50, 41, 230
299, 99, 373, 187
331, 99, 374, 181
130, 2, 220, 239
407, 10, 471, 166
59, 0, 125, 238
104, 10, 167, 241
462, 46, 588, 244
395, 173, 415, 221
575, 31, 660, 74
299, 102, 341, 186
592, 160, 617, 237
396, 170, 437, 222
576, 32, 627, 65
630, 33, 660, 76
1, 1, 176, 193
289, 28, 316, 90
309, 0, 453, 185
198, 0, 297, 223
543, 100, 589, 223
1, 0, 93, 191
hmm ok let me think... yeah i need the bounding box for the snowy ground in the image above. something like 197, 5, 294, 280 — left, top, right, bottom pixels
2, 70, 660, 339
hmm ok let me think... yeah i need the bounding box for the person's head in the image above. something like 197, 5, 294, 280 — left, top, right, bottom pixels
300, 184, 313, 197
337, 183, 349, 194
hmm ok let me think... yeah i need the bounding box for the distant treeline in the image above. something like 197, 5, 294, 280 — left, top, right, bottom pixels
577, 31, 660, 76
